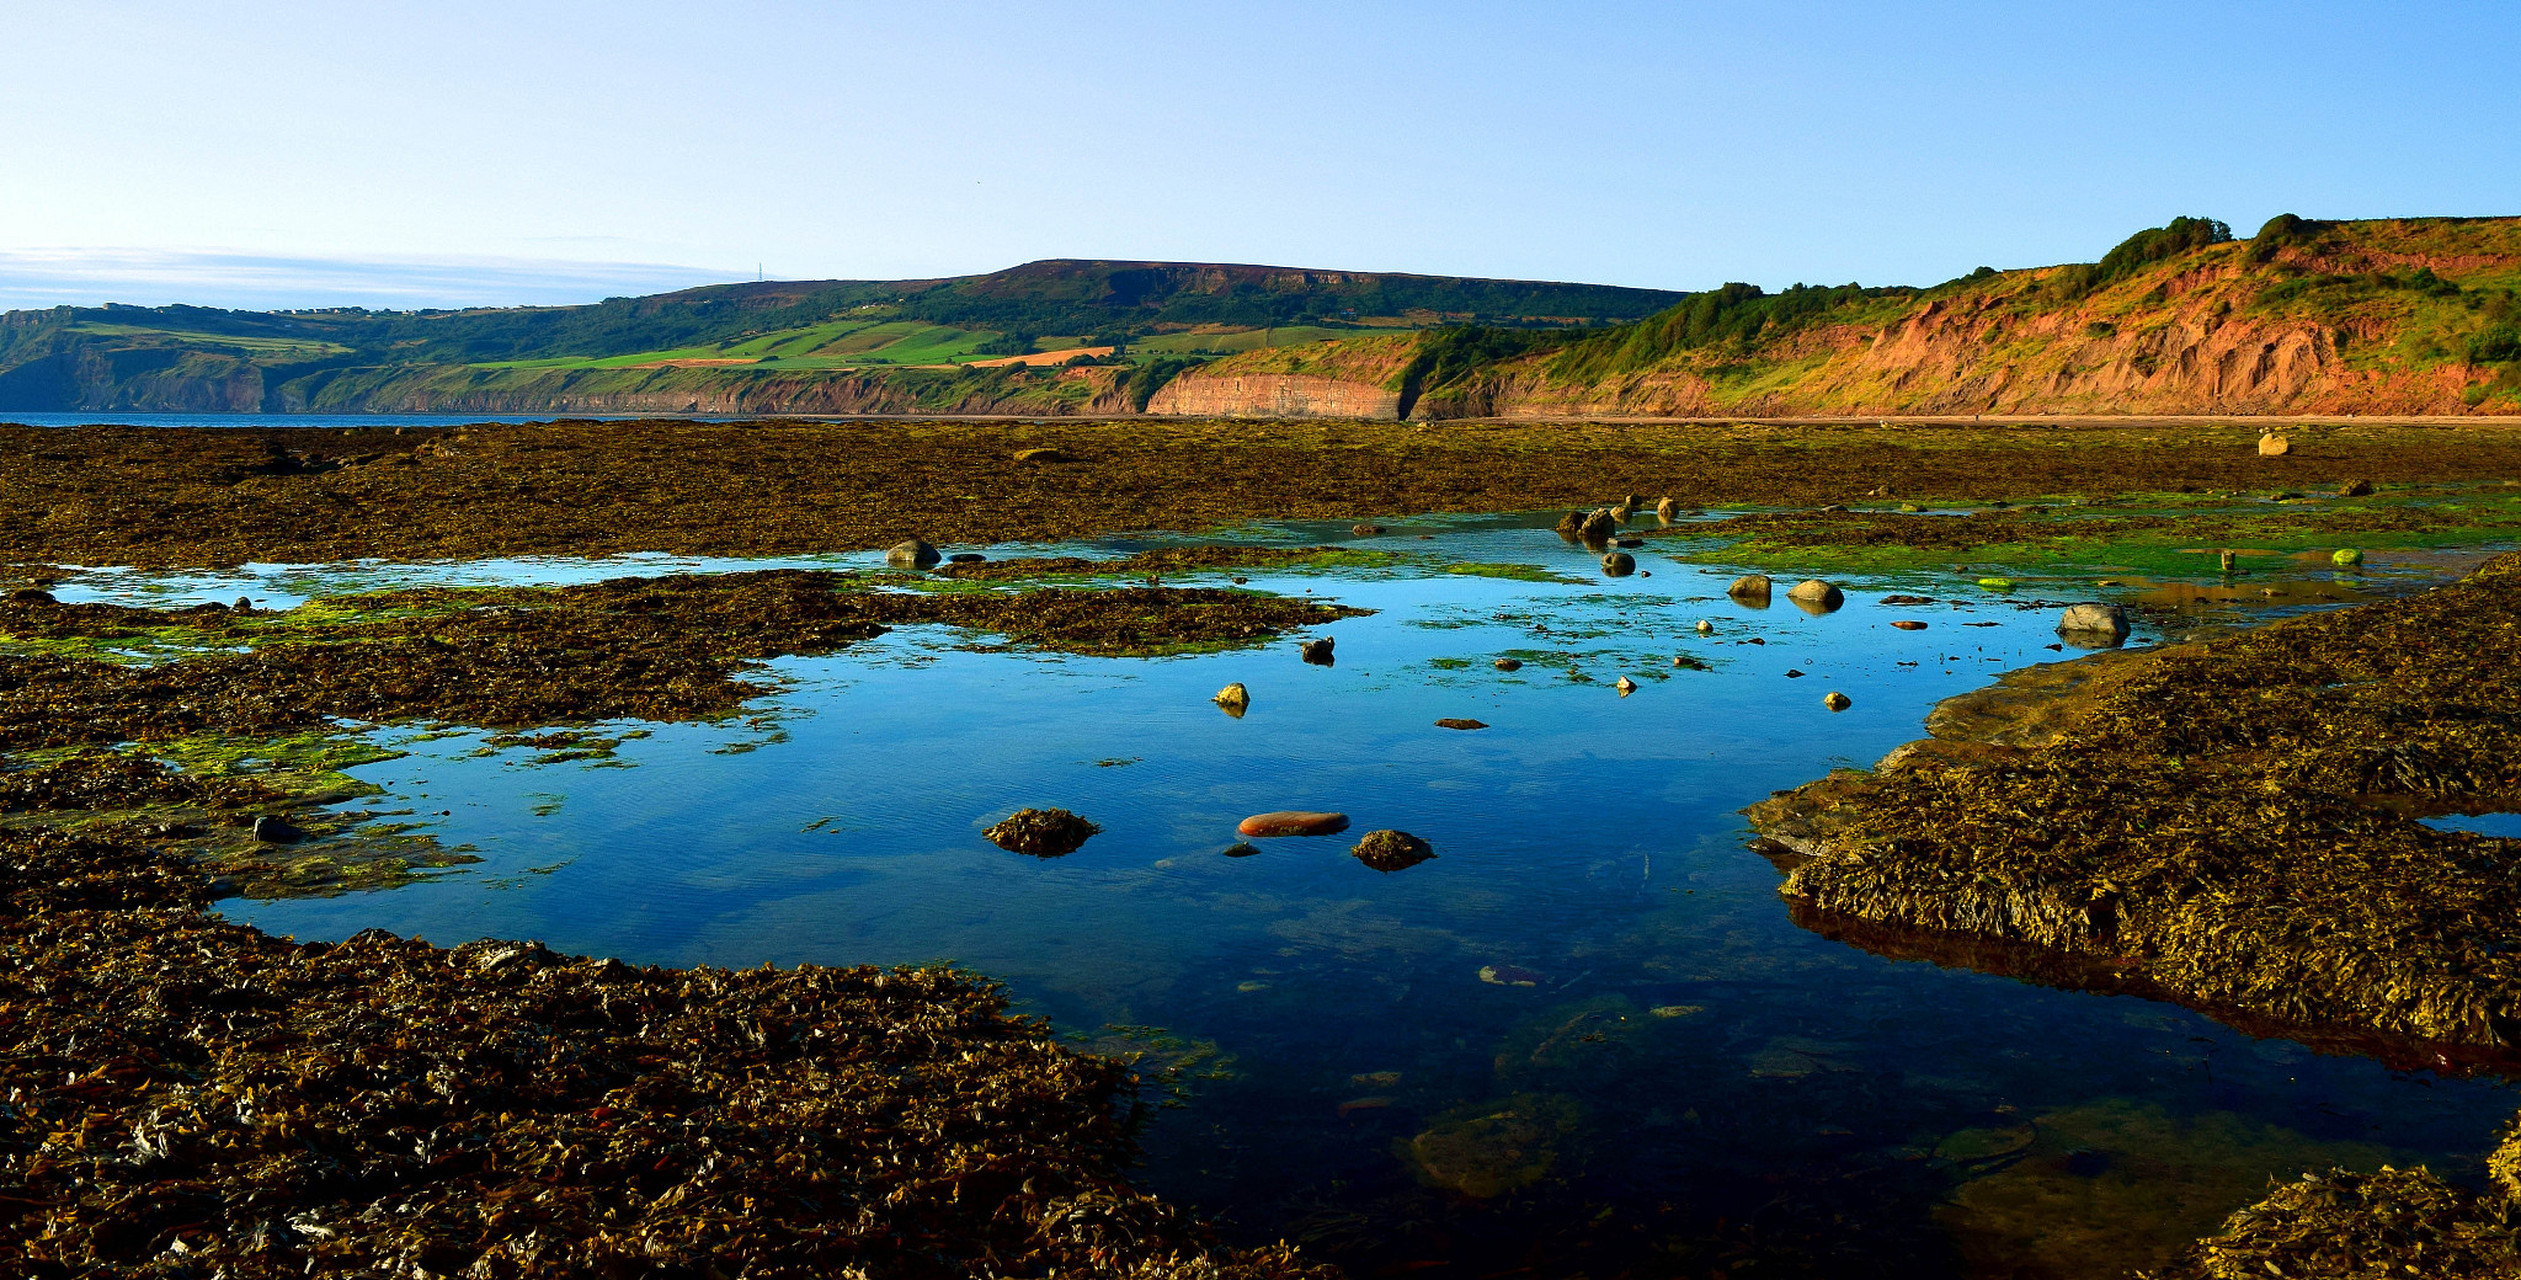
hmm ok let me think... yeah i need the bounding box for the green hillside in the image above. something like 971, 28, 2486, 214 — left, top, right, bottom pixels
0, 260, 1688, 414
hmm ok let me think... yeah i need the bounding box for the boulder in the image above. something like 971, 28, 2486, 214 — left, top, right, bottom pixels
2333, 547, 2365, 567
1352, 829, 1435, 872
1822, 691, 1852, 711
2056, 603, 2131, 645
2339, 478, 2375, 497
1553, 511, 1588, 540
2258, 434, 2292, 457
1600, 552, 1636, 577
251, 815, 304, 844
1238, 810, 1351, 838
984, 807, 1101, 857
1728, 574, 1774, 602
1301, 637, 1335, 665
886, 539, 941, 569
1786, 579, 1844, 611
1492, 657, 1523, 671
1212, 682, 1251, 714
1655, 496, 1677, 520
1615, 676, 1637, 695
1576, 510, 1617, 545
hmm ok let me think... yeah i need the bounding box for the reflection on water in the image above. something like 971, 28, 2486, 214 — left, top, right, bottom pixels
68, 512, 2507, 1279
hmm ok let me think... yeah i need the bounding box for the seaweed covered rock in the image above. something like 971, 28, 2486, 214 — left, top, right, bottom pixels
985, 807, 1102, 857
2142, 1164, 2521, 1280
1750, 550, 2521, 1047
1352, 829, 1435, 872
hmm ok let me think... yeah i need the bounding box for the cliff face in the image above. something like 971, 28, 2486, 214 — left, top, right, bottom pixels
1150, 219, 2521, 419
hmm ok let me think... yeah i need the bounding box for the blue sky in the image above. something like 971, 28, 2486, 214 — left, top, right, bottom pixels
3, 0, 2515, 310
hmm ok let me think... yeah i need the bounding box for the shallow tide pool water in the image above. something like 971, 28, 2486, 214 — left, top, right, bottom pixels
61, 513, 2517, 1279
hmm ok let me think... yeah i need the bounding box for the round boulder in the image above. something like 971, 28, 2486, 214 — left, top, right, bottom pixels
1786, 579, 1845, 612
1728, 574, 1774, 602
1600, 551, 1636, 576
2056, 603, 2131, 647
2258, 434, 2292, 457
886, 539, 941, 570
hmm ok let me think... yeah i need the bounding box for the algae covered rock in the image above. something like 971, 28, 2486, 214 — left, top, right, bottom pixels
1351, 828, 1434, 872
984, 807, 1102, 856
1402, 1094, 1578, 1198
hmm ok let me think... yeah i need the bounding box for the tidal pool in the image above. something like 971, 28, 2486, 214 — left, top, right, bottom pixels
62, 513, 2515, 1279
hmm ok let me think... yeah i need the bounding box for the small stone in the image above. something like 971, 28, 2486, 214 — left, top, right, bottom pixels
1011, 446, 1075, 463
886, 539, 941, 569
251, 815, 304, 844
1696, 619, 1714, 634
984, 807, 1101, 857
1784, 668, 1806, 678
2258, 433, 2292, 457
1301, 637, 1335, 665
2338, 478, 2374, 497
1352, 522, 1385, 536
1239, 810, 1351, 838
1212, 682, 1251, 713
1615, 676, 1638, 695
1728, 574, 1774, 601
1822, 691, 1851, 711
233, 596, 254, 613
1434, 718, 1488, 730
1601, 552, 1636, 577
1352, 829, 1435, 872
1890, 619, 1928, 630
948, 552, 986, 564
2332, 547, 2364, 566
1221, 842, 1263, 857
2056, 603, 2130, 643
1492, 657, 1523, 671
1655, 496, 1676, 519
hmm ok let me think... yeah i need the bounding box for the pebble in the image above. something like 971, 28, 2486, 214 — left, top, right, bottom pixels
1301, 637, 1335, 665
1823, 691, 1851, 711
1493, 657, 1523, 671
1890, 619, 1928, 630
1615, 676, 1637, 695
1238, 810, 1351, 838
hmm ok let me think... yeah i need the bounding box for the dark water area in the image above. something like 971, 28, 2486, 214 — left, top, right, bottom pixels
57, 515, 2515, 1279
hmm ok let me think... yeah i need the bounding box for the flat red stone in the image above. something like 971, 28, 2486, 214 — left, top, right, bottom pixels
1237, 810, 1351, 838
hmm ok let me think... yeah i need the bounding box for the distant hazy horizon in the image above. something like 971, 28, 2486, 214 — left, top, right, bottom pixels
6, 1, 2516, 312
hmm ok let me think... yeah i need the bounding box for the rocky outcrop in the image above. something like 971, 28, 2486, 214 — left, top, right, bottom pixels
1143, 373, 1401, 419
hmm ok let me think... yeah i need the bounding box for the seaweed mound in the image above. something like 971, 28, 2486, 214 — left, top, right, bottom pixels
1751, 550, 2521, 1048
1352, 829, 1435, 872
2144, 1162, 2521, 1279
985, 807, 1103, 857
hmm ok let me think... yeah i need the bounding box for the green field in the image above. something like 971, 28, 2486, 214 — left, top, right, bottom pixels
68, 323, 350, 359
1129, 325, 1368, 357
467, 319, 999, 372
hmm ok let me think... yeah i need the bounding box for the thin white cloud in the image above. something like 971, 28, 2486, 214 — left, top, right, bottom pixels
0, 248, 742, 313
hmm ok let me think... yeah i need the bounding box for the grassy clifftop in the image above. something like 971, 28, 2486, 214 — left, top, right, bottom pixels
1156, 216, 2521, 418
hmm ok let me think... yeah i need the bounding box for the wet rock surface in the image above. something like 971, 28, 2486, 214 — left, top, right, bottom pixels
1236, 811, 1350, 838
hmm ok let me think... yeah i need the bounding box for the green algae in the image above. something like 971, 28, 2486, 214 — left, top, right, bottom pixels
1442, 561, 1585, 583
